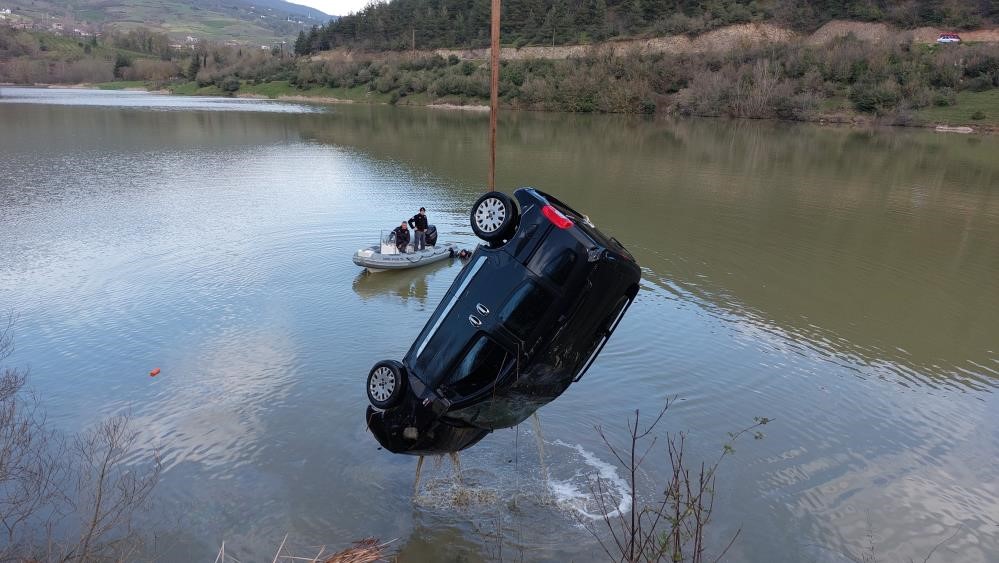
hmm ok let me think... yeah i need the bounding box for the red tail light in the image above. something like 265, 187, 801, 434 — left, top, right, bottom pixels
542, 205, 574, 229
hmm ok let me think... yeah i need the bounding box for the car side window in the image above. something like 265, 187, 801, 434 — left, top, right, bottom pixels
543, 249, 577, 286
446, 335, 509, 398
499, 280, 552, 339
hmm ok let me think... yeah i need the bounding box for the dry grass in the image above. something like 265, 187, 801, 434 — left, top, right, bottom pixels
217, 536, 394, 563
320, 539, 394, 563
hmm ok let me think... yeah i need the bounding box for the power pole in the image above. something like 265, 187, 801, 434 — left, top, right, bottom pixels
488, 0, 501, 191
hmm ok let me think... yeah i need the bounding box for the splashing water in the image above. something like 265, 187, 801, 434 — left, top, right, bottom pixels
548, 440, 631, 521
413, 455, 425, 496
412, 450, 502, 509
448, 452, 463, 485
408, 433, 630, 522
530, 413, 551, 490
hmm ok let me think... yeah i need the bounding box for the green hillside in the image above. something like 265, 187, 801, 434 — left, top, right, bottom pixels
296, 0, 997, 52
4, 0, 331, 44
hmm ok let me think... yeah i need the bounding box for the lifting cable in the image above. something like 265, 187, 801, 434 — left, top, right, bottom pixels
488, 0, 501, 191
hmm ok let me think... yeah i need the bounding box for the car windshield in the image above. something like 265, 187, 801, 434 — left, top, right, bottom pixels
446, 335, 510, 398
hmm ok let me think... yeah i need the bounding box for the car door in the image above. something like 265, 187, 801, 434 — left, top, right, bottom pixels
406, 250, 524, 391
434, 257, 526, 404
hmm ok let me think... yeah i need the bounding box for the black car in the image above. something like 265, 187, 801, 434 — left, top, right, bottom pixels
365, 188, 641, 455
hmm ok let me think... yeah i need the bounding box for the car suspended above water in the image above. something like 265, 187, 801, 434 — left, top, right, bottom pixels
365, 188, 642, 455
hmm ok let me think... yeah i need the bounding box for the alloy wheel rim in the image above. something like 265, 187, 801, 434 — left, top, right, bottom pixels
369, 366, 395, 402
474, 198, 506, 233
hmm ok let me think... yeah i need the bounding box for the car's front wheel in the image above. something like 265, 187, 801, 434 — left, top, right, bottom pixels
470, 191, 519, 243
367, 360, 406, 409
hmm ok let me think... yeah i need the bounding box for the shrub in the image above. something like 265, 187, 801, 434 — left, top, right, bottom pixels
123, 59, 181, 81
850, 80, 901, 114
374, 74, 396, 93
113, 53, 131, 79
964, 75, 995, 92
429, 74, 488, 98
220, 76, 240, 92
195, 68, 214, 87
932, 88, 956, 106
971, 110, 986, 120
654, 13, 707, 35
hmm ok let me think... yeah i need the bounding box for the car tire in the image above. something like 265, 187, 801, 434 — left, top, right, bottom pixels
367, 360, 406, 409
470, 191, 519, 243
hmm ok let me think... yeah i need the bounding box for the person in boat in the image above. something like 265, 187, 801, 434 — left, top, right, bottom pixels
408, 207, 428, 251
391, 221, 410, 253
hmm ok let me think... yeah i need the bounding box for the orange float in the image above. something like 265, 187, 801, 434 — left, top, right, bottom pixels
149, 368, 161, 377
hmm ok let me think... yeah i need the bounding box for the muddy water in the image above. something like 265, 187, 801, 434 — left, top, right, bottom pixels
1, 87, 997, 562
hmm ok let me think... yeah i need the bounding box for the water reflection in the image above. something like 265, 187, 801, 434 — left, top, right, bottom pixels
351, 260, 457, 303
0, 86, 322, 113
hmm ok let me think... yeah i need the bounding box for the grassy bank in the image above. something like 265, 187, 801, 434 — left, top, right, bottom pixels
183, 35, 996, 129
916, 89, 999, 127
92, 80, 149, 90
159, 79, 396, 103
118, 69, 998, 130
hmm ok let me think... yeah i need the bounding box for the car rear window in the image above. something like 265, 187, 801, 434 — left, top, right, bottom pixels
499, 280, 553, 338
446, 335, 509, 398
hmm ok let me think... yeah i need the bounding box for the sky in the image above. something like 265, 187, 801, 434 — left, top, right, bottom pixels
287, 0, 371, 17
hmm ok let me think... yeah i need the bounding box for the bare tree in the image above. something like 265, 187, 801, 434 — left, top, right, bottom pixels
0, 313, 64, 560
60, 414, 161, 562
587, 397, 770, 563
0, 314, 161, 562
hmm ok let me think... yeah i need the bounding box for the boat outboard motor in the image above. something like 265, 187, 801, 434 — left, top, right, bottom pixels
426, 225, 438, 247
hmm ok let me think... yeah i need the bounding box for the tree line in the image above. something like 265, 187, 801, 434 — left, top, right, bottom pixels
295, 0, 999, 54
285, 36, 998, 119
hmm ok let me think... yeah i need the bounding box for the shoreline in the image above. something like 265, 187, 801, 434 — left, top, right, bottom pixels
6, 82, 995, 134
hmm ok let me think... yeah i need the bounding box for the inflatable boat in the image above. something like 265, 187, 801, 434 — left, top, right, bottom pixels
352, 225, 458, 273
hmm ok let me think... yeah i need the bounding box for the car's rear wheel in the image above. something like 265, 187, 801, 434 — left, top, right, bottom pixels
470, 191, 519, 243
367, 360, 406, 409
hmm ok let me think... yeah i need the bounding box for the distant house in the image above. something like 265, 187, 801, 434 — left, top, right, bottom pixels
0, 8, 11, 15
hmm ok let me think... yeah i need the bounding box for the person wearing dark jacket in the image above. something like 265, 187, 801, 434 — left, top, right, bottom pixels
408, 207, 428, 251
391, 222, 410, 253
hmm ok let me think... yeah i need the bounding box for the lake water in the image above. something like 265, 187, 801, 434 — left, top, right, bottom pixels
1, 87, 997, 562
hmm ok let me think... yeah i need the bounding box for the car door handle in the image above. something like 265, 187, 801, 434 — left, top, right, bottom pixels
476, 303, 490, 316
468, 315, 482, 327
